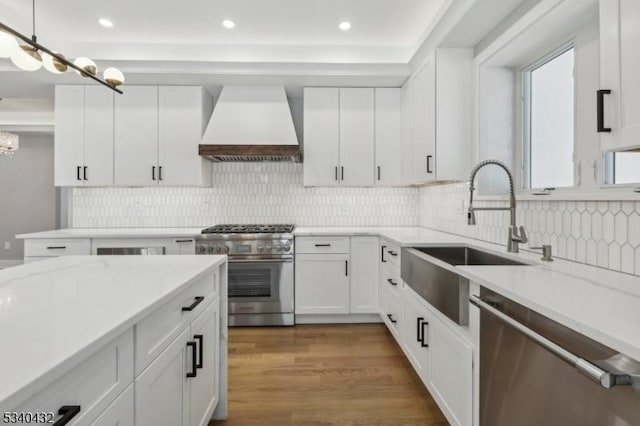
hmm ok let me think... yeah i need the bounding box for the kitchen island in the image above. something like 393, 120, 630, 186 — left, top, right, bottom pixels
0, 255, 227, 426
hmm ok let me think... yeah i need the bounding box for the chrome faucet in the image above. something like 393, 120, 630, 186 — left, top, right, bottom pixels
468, 160, 528, 253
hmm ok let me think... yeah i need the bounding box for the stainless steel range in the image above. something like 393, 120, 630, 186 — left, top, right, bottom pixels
196, 224, 294, 326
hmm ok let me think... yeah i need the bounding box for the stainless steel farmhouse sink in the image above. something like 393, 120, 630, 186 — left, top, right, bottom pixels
401, 246, 530, 326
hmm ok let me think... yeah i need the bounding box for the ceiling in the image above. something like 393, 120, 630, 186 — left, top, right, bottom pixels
1, 0, 447, 64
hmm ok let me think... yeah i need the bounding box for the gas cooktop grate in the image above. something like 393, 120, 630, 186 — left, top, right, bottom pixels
202, 224, 294, 234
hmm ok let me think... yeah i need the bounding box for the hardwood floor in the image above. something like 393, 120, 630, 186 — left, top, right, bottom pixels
212, 324, 449, 426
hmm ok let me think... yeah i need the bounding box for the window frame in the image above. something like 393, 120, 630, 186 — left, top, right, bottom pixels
521, 41, 576, 191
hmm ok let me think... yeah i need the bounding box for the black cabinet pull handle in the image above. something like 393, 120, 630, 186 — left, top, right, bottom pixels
194, 334, 204, 369
387, 278, 397, 286
335, 166, 338, 181
175, 239, 193, 243
186, 341, 197, 378
159, 166, 163, 181
345, 260, 348, 276
152, 166, 156, 181
381, 245, 387, 263
426, 155, 433, 174
46, 246, 67, 250
182, 296, 204, 312
314, 243, 331, 247
53, 405, 81, 426
76, 166, 81, 181
597, 89, 612, 133
420, 319, 429, 348
341, 166, 344, 181
83, 166, 88, 181
377, 166, 381, 181
387, 250, 398, 256
387, 314, 397, 324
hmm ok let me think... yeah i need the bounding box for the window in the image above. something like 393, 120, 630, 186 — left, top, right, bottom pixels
523, 47, 575, 189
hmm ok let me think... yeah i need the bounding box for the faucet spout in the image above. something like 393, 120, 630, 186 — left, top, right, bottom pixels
467, 160, 526, 253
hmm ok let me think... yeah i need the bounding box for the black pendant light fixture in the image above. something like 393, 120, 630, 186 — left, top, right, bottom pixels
0, 0, 124, 94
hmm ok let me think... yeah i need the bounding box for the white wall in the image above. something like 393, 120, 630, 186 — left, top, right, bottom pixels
0, 134, 57, 260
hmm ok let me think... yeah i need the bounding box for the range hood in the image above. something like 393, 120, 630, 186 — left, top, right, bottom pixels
199, 86, 300, 162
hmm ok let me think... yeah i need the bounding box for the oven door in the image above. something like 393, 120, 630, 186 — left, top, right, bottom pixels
228, 258, 293, 315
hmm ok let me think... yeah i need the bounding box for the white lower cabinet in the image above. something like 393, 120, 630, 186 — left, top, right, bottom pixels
295, 253, 350, 314
90, 384, 134, 426
349, 236, 379, 313
381, 281, 473, 426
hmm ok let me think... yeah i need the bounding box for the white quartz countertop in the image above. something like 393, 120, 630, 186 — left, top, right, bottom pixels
16, 227, 204, 239
0, 255, 226, 409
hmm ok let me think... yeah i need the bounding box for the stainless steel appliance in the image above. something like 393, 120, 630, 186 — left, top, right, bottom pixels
196, 224, 294, 326
96, 247, 166, 255
471, 287, 640, 426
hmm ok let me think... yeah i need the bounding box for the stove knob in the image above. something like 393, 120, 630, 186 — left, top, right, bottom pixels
197, 245, 206, 254
274, 245, 282, 252
257, 245, 264, 252
283, 244, 291, 252
215, 244, 222, 253
222, 245, 230, 253
265, 245, 272, 251
207, 245, 216, 254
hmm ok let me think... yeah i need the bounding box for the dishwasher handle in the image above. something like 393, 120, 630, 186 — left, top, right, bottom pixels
470, 295, 633, 389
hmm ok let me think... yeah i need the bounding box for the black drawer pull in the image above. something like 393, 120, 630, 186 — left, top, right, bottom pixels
420, 319, 429, 348
152, 166, 156, 181
345, 260, 348, 276
387, 278, 397, 286
426, 155, 433, 174
387, 314, 397, 324
158, 166, 163, 181
175, 239, 193, 243
76, 166, 81, 181
53, 405, 81, 426
194, 334, 204, 369
387, 250, 398, 256
182, 296, 204, 312
186, 341, 197, 378
597, 89, 612, 133
314, 244, 331, 247
381, 245, 387, 262
83, 166, 88, 181
46, 246, 67, 250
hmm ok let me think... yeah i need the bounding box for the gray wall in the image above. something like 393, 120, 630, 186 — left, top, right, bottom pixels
0, 133, 57, 259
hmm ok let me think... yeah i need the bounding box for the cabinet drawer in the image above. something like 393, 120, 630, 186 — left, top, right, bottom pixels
11, 329, 133, 426
135, 272, 216, 376
381, 284, 402, 340
296, 236, 350, 254
380, 241, 401, 267
380, 261, 402, 298
24, 239, 91, 257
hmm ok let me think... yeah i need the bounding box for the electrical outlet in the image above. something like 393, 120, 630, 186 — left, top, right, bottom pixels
3, 241, 10, 250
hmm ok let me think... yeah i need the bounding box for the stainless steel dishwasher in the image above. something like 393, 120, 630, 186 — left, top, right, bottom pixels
471, 287, 640, 426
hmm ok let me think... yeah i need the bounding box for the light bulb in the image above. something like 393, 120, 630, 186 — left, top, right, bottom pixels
73, 57, 97, 76
10, 45, 42, 71
42, 52, 68, 74
0, 30, 18, 58
103, 67, 124, 86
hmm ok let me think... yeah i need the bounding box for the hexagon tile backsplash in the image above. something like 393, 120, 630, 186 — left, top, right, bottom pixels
419, 183, 640, 276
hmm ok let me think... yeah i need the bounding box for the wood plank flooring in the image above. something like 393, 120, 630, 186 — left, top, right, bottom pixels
212, 324, 449, 426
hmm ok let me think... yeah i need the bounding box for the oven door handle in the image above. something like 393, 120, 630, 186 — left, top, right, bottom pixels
470, 295, 634, 389
230, 258, 293, 263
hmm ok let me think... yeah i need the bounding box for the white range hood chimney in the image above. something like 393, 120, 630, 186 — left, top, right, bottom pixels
199, 86, 300, 162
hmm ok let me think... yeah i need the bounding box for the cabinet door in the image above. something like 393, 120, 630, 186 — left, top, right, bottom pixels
54, 85, 85, 186
339, 88, 375, 186
400, 81, 414, 185
303, 88, 340, 186
600, 0, 640, 151
402, 291, 430, 382
190, 300, 220, 426
90, 384, 134, 426
135, 327, 190, 426
84, 86, 114, 186
114, 86, 159, 186
428, 316, 473, 426
158, 86, 210, 187
411, 57, 436, 183
375, 88, 403, 186
349, 236, 379, 313
295, 253, 349, 314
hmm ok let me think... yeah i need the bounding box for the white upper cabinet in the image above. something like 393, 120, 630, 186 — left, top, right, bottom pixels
303, 88, 340, 186
55, 85, 114, 186
115, 86, 159, 186
339, 88, 375, 186
375, 88, 403, 186
158, 86, 213, 187
599, 0, 640, 152
401, 49, 473, 184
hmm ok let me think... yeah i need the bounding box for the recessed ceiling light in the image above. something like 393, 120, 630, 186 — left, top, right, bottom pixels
98, 18, 114, 28
222, 20, 235, 29
339, 21, 351, 31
